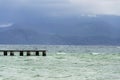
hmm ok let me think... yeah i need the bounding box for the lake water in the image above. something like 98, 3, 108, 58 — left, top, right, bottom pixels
0, 45, 120, 80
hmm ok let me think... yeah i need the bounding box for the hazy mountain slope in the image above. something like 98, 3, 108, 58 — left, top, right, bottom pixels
0, 15, 120, 45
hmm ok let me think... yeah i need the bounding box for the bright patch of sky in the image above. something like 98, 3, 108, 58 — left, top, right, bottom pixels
70, 0, 120, 16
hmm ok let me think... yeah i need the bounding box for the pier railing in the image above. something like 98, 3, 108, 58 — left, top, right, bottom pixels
0, 50, 46, 56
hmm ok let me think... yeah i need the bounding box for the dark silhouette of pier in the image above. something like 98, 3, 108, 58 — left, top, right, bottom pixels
0, 50, 46, 56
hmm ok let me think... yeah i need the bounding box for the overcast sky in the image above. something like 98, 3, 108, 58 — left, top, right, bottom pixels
0, 0, 120, 44
0, 0, 120, 26
0, 0, 120, 16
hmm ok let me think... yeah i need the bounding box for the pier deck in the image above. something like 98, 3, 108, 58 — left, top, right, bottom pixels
0, 50, 46, 56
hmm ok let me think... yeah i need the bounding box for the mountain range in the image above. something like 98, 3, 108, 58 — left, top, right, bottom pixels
0, 15, 120, 45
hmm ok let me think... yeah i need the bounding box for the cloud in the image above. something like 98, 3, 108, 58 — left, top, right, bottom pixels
0, 0, 75, 17
0, 0, 120, 17
70, 0, 120, 16
0, 23, 14, 28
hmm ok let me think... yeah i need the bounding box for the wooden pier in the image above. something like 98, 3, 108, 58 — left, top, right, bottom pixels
0, 50, 46, 56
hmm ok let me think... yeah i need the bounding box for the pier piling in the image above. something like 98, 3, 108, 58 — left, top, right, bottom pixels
27, 51, 31, 56
0, 50, 46, 56
36, 51, 39, 56
20, 51, 24, 56
42, 51, 46, 56
10, 51, 14, 56
4, 51, 7, 56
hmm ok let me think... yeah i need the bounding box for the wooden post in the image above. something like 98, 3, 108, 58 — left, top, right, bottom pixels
20, 51, 24, 56
42, 51, 46, 56
36, 51, 39, 56
10, 51, 14, 56
4, 51, 8, 56
27, 51, 31, 56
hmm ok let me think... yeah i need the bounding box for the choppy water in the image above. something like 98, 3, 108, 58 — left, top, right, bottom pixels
0, 45, 120, 80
